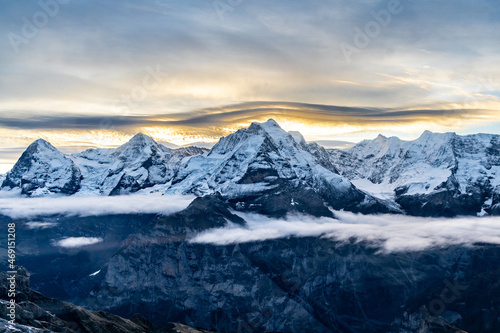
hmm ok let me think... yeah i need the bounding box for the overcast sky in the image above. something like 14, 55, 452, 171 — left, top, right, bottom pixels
1, 0, 499, 171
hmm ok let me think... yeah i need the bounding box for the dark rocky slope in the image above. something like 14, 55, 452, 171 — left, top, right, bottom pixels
0, 267, 213, 332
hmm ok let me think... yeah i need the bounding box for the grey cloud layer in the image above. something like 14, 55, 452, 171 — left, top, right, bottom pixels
0, 102, 492, 131
0, 0, 498, 115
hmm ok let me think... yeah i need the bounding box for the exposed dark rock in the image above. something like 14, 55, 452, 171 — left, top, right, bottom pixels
0, 267, 147, 332
173, 147, 209, 157
0, 267, 216, 333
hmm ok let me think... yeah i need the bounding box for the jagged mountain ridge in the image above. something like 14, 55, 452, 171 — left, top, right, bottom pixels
0, 120, 397, 217
2, 119, 500, 216
328, 131, 500, 216
72, 133, 187, 196
166, 119, 395, 216
2, 134, 207, 197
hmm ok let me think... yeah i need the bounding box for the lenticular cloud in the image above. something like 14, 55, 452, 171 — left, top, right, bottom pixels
190, 211, 500, 253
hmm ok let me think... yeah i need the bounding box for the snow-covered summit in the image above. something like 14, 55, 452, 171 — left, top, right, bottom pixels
72, 133, 185, 196
329, 131, 500, 216
167, 119, 396, 216
115, 133, 160, 157
2, 139, 82, 196
3, 121, 498, 217
288, 131, 307, 146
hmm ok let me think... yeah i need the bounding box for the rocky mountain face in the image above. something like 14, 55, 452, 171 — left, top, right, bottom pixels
1, 134, 208, 197
2, 139, 82, 196
0, 120, 397, 216
166, 119, 396, 216
71, 133, 188, 196
328, 131, 500, 216
0, 267, 213, 333
2, 194, 499, 332
73, 204, 500, 333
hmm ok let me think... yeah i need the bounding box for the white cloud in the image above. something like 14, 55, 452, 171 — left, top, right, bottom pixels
25, 222, 58, 229
54, 237, 103, 248
190, 211, 500, 253
0, 194, 195, 219
0, 188, 22, 198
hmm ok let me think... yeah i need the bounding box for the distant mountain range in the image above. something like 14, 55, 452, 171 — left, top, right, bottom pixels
2, 119, 499, 217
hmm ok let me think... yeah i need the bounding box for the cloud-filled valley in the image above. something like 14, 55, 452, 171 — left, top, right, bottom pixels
0, 193, 195, 219
191, 210, 500, 253
3, 193, 500, 254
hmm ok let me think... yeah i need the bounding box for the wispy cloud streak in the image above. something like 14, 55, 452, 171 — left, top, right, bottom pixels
0, 102, 495, 131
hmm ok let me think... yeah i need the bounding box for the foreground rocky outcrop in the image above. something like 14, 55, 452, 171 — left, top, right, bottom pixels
0, 267, 213, 333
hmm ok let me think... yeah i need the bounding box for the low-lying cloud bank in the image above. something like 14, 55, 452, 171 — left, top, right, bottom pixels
190, 211, 500, 253
0, 194, 195, 219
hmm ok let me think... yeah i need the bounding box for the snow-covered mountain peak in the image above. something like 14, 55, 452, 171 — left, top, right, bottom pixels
249, 118, 280, 130
69, 132, 182, 196
166, 119, 395, 215
289, 131, 307, 146
416, 130, 455, 144
2, 138, 82, 196
247, 119, 296, 144
352, 134, 403, 160
251, 119, 305, 151
114, 132, 171, 161
126, 132, 154, 145
329, 131, 500, 216
27, 138, 59, 154
117, 132, 159, 152
209, 119, 295, 157
14, 138, 71, 168
420, 129, 433, 136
